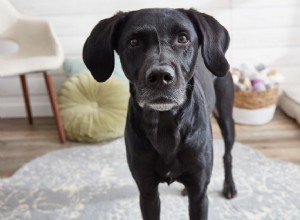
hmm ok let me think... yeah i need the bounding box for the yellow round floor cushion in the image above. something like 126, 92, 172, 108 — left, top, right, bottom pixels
58, 72, 129, 143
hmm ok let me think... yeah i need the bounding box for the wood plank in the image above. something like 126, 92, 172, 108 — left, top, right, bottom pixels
233, 7, 300, 29
230, 47, 300, 67
1, 0, 300, 177
0, 73, 66, 118
11, 0, 231, 16
0, 140, 78, 178
254, 147, 300, 164
275, 66, 300, 84
242, 139, 300, 149
233, 0, 300, 8
0, 74, 65, 96
46, 15, 101, 37
231, 28, 300, 48
47, 10, 231, 38
0, 97, 53, 118
59, 36, 86, 56
212, 108, 300, 163
53, 11, 230, 55
1, 108, 299, 178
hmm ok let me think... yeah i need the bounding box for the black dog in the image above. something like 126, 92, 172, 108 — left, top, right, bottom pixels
83, 8, 237, 220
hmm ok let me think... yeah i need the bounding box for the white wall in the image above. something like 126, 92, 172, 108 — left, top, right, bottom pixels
0, 0, 299, 118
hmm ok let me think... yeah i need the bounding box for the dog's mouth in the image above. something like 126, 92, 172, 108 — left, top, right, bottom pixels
147, 103, 177, 111
145, 97, 178, 111
137, 94, 185, 111
135, 80, 187, 112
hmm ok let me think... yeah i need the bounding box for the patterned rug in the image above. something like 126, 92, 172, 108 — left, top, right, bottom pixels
0, 138, 299, 220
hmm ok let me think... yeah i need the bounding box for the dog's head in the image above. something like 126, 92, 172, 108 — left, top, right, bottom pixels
83, 8, 229, 111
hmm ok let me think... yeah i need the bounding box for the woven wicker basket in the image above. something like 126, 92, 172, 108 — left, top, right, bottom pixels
234, 87, 279, 110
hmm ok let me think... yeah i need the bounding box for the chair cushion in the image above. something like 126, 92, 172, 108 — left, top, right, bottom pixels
278, 87, 300, 124
58, 71, 129, 143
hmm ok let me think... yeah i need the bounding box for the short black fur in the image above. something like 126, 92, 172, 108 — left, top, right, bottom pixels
83, 8, 237, 220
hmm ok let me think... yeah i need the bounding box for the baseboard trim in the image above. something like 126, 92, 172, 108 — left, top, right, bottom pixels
0, 97, 53, 118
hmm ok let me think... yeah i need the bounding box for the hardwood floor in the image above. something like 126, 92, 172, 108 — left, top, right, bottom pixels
0, 108, 300, 178
212, 108, 300, 164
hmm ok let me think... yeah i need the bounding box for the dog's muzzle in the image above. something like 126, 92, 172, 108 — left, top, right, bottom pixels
136, 64, 186, 111
145, 65, 175, 87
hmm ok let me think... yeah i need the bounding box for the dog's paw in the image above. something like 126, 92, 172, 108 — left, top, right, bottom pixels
223, 181, 237, 199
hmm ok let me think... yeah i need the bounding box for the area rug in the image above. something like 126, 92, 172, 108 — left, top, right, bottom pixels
0, 139, 299, 220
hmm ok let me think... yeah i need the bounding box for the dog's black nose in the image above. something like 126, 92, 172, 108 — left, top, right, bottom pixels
146, 66, 175, 86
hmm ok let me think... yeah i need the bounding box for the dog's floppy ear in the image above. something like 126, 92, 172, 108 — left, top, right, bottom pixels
82, 12, 125, 82
184, 9, 230, 77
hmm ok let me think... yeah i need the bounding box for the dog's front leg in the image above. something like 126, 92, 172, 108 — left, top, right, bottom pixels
136, 179, 161, 220
187, 186, 208, 220
180, 173, 210, 220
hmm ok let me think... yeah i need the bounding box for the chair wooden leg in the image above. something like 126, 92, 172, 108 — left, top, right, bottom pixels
43, 72, 66, 144
20, 74, 33, 124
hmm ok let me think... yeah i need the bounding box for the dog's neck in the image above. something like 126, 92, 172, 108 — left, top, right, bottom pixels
129, 79, 211, 164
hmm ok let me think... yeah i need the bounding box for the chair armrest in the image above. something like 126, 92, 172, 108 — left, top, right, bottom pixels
3, 16, 63, 58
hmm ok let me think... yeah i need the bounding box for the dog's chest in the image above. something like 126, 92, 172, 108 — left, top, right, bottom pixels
142, 111, 186, 183
144, 111, 182, 160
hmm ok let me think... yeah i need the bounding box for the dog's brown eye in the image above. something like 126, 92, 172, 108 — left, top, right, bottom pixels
129, 38, 139, 47
177, 35, 188, 44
